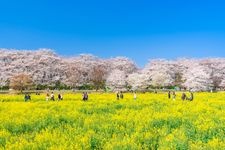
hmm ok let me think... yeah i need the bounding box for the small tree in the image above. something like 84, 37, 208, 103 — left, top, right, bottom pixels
9, 73, 33, 92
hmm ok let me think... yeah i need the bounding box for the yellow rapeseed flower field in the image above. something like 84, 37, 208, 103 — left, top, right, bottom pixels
0, 92, 225, 149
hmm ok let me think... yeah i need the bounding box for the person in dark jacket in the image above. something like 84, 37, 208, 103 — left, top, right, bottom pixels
120, 91, 124, 99
83, 92, 88, 101
24, 94, 29, 102
168, 91, 171, 99
181, 92, 186, 100
58, 93, 63, 100
50, 92, 55, 101
116, 92, 120, 100
28, 94, 31, 100
24, 94, 31, 102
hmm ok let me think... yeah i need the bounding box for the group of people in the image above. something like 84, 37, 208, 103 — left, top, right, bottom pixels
181, 92, 194, 101
82, 92, 88, 101
24, 93, 31, 101
24, 91, 194, 102
116, 91, 124, 100
46, 92, 63, 101
116, 91, 137, 100
168, 91, 194, 101
168, 91, 177, 100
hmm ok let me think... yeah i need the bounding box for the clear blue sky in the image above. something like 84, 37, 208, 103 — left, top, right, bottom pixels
1, 0, 225, 67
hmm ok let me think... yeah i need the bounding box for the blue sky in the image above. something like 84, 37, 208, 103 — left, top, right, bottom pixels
0, 0, 225, 67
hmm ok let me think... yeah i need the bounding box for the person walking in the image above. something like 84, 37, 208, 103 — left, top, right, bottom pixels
186, 92, 194, 101
116, 92, 120, 100
133, 92, 137, 100
189, 92, 194, 101
82, 92, 85, 101
181, 92, 186, 100
46, 93, 50, 101
83, 92, 88, 101
28, 94, 31, 101
50, 92, 55, 101
172, 91, 176, 101
120, 91, 124, 99
24, 94, 29, 102
168, 91, 171, 99
191, 92, 193, 100
58, 93, 63, 101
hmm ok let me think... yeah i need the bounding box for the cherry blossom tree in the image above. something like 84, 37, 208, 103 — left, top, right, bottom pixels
0, 48, 66, 88
127, 72, 151, 91
106, 69, 127, 91
63, 61, 82, 89
107, 57, 137, 74
143, 59, 176, 88
199, 58, 225, 90
182, 62, 213, 91
2, 48, 225, 91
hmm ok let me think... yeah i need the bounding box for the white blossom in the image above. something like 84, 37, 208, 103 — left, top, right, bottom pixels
106, 69, 127, 91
